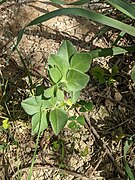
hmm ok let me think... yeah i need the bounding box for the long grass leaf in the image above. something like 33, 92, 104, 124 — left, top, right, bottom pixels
0, 0, 7, 5
90, 46, 135, 59
13, 29, 25, 51
124, 138, 135, 180
27, 8, 135, 37
106, 0, 135, 20
69, 0, 90, 5
124, 160, 134, 180
11, 29, 25, 59
131, 66, 135, 81
50, 0, 90, 5
50, 0, 65, 5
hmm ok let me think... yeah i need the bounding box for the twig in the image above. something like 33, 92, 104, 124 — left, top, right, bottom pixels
106, 115, 135, 132
11, 164, 95, 180
84, 113, 125, 178
89, 151, 107, 178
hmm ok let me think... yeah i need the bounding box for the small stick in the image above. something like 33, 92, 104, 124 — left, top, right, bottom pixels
11, 164, 94, 180
89, 151, 107, 178
84, 113, 125, 178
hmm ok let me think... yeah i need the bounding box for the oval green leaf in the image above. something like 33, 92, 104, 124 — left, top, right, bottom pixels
57, 40, 77, 63
41, 97, 57, 110
21, 96, 42, 115
85, 102, 93, 111
70, 53, 92, 73
79, 106, 87, 112
68, 121, 76, 129
44, 86, 54, 98
49, 67, 62, 83
56, 89, 64, 102
49, 108, 68, 135
66, 69, 89, 91
32, 111, 48, 135
76, 115, 85, 125
48, 54, 69, 77
71, 91, 80, 104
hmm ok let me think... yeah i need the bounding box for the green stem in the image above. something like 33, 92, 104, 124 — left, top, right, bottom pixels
28, 107, 42, 180
28, 131, 40, 180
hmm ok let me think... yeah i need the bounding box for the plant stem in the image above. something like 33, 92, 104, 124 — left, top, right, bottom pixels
28, 107, 42, 180
28, 131, 40, 180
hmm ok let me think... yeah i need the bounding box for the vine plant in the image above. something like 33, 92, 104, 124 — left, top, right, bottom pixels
21, 40, 92, 135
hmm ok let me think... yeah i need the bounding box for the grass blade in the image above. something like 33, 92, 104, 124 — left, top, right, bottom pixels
13, 29, 25, 52
131, 66, 135, 81
14, 8, 135, 53
50, 0, 90, 5
27, 8, 135, 37
106, 0, 135, 20
90, 46, 135, 59
0, 0, 7, 5
124, 137, 135, 180
69, 0, 90, 5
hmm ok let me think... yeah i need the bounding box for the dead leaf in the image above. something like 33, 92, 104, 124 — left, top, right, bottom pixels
114, 91, 122, 102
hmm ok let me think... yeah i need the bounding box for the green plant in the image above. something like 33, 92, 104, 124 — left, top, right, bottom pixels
12, 0, 135, 83
131, 65, 135, 82
21, 40, 92, 135
52, 139, 65, 168
1, 0, 135, 178
80, 146, 89, 157
92, 64, 119, 84
0, 0, 7, 5
123, 135, 135, 180
2, 118, 10, 129
68, 115, 86, 130
0, 126, 18, 152
14, 0, 135, 50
